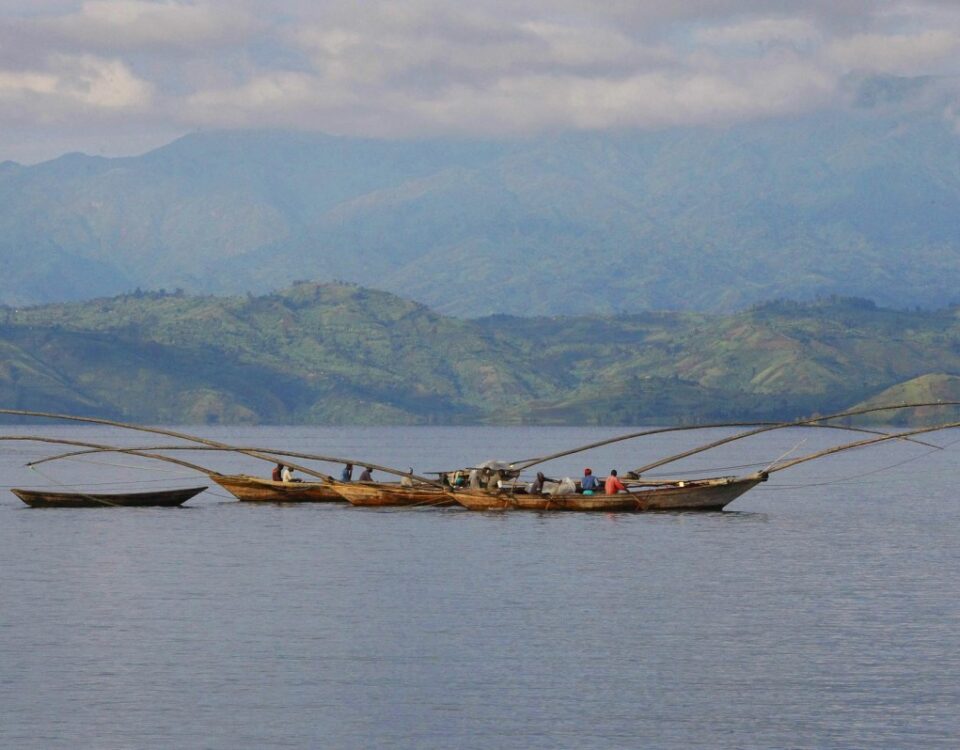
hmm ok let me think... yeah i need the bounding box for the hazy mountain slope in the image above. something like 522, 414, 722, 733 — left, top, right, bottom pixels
1, 94, 959, 315
4, 286, 960, 425
5, 283, 557, 423
850, 374, 960, 425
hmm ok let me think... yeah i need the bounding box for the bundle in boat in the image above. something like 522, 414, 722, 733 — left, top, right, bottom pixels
332, 481, 455, 507
11, 486, 207, 508
212, 474, 344, 502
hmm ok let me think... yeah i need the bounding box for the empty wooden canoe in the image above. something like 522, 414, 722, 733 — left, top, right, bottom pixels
11, 486, 207, 508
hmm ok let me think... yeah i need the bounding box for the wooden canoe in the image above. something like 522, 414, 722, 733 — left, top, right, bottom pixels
452, 473, 765, 512
332, 481, 455, 507
211, 474, 345, 502
11, 485, 206, 508
447, 488, 514, 510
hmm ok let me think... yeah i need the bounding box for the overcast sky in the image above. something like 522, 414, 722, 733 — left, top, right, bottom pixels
1, 0, 958, 163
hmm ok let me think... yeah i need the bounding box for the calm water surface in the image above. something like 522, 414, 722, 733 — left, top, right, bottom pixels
1, 425, 959, 749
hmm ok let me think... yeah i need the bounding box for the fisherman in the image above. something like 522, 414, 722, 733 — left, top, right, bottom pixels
272, 463, 283, 482
605, 469, 626, 495
580, 467, 598, 495
530, 471, 547, 494
359, 466, 374, 482
341, 463, 353, 482
281, 465, 300, 483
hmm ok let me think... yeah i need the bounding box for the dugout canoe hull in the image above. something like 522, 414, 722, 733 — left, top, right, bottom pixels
212, 474, 344, 502
332, 481, 455, 507
11, 485, 206, 508
452, 474, 765, 512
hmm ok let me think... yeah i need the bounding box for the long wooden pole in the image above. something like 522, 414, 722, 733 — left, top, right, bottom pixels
628, 401, 960, 477
0, 409, 440, 486
766, 421, 960, 474
0, 436, 218, 475
27, 443, 440, 486
514, 404, 950, 473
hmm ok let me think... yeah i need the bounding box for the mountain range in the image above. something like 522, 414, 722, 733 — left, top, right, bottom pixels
3, 283, 960, 425
2, 76, 959, 317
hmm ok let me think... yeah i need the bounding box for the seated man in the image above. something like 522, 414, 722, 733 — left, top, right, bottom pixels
605, 469, 626, 495
358, 466, 374, 482
580, 468, 598, 495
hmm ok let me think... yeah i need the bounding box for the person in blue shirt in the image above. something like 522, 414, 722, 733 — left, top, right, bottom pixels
581, 468, 599, 494
341, 463, 353, 482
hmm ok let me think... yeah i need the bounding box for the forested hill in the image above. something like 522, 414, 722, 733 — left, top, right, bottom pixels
2, 76, 960, 316
2, 283, 960, 425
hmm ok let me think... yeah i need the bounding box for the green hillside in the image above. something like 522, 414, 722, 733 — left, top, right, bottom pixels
3, 285, 960, 425
850, 374, 960, 425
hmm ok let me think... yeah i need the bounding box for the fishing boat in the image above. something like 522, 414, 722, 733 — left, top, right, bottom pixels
3, 403, 959, 516
11, 485, 207, 508
332, 481, 455, 507
211, 474, 345, 502
450, 473, 765, 512
447, 490, 513, 510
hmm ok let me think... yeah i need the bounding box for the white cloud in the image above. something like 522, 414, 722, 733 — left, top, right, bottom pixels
0, 70, 60, 97
0, 55, 153, 113
697, 18, 823, 49
1, 0, 960, 161
46, 1, 255, 50
827, 30, 960, 74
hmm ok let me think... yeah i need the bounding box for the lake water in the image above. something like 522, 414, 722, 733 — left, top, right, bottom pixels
1, 424, 959, 749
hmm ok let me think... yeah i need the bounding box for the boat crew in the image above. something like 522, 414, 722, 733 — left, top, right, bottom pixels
281, 465, 298, 483
341, 463, 353, 482
272, 463, 283, 482
581, 468, 598, 494
605, 469, 626, 495
359, 466, 373, 482
530, 472, 547, 494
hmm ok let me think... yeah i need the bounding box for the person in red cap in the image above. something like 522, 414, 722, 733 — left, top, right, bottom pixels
581, 467, 599, 494
605, 469, 626, 495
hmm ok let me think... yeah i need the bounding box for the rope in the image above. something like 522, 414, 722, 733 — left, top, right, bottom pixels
752, 436, 960, 491
27, 464, 123, 507
51, 454, 192, 474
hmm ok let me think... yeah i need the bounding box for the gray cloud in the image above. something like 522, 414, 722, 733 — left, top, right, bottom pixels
0, 0, 958, 162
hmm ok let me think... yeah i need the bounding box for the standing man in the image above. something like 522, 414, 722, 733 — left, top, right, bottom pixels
341, 463, 353, 482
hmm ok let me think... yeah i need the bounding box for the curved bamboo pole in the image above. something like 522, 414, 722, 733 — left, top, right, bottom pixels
767, 421, 960, 474
628, 401, 960, 477
0, 409, 340, 479
27, 443, 440, 487
0, 436, 217, 475
0, 409, 440, 486
514, 406, 948, 473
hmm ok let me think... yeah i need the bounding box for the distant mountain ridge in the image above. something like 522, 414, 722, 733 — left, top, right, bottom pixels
2, 78, 959, 315
3, 283, 960, 425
